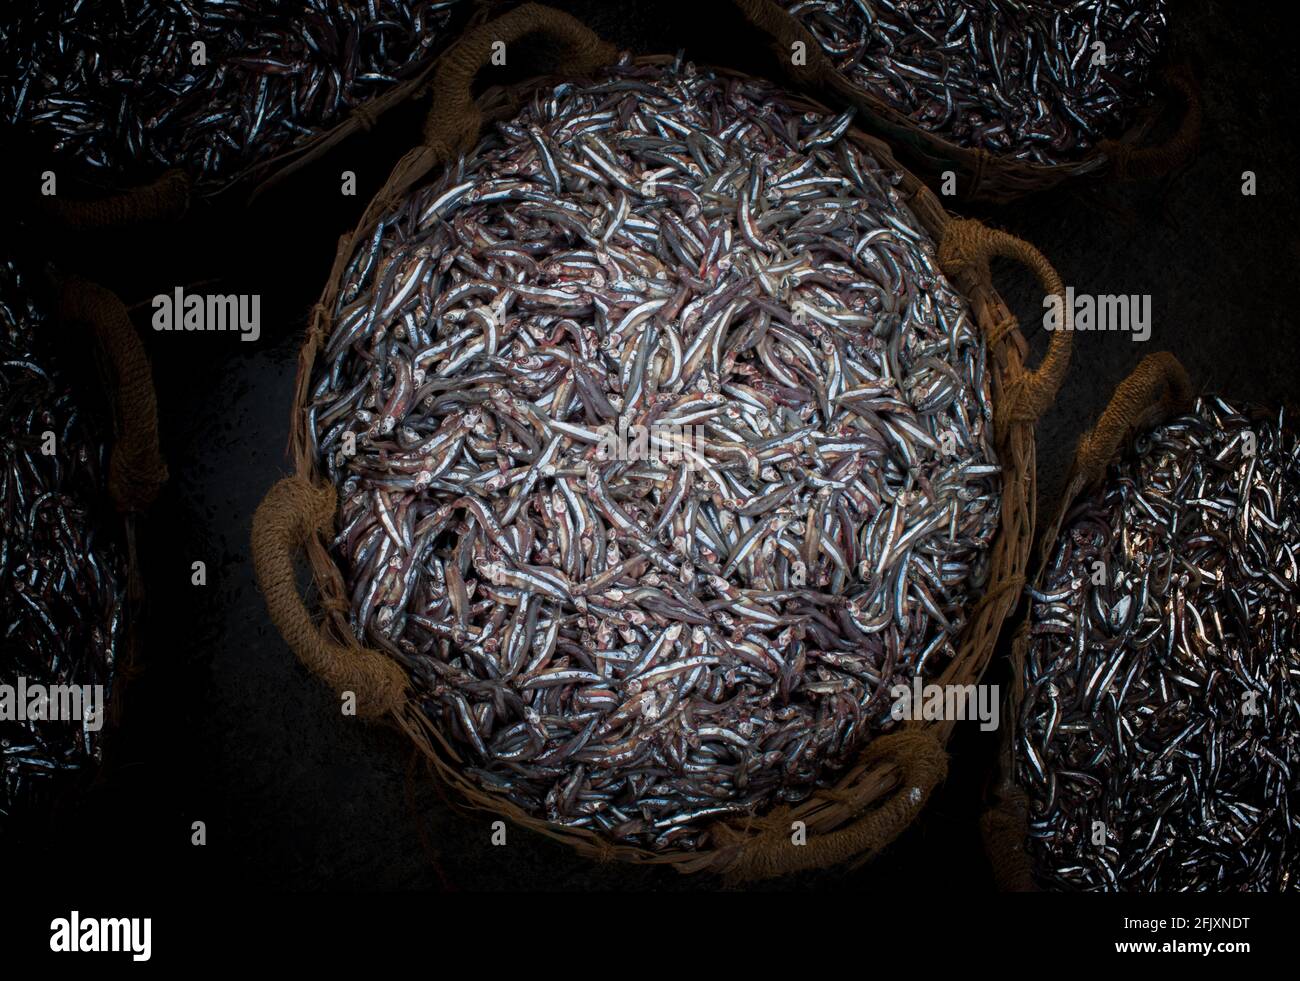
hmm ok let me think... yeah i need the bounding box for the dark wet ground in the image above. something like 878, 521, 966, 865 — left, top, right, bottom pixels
9, 0, 1297, 892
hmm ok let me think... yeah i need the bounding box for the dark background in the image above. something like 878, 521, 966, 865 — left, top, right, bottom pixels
7, 0, 1297, 892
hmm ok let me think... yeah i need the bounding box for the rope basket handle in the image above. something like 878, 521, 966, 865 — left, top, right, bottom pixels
251, 477, 409, 720
41, 169, 190, 230
1036, 350, 1192, 566
718, 728, 947, 880
981, 783, 1038, 891
351, 2, 619, 244
730, 0, 839, 88
1070, 351, 1193, 488
1098, 63, 1202, 182
422, 3, 619, 158
55, 277, 167, 513
937, 218, 1073, 428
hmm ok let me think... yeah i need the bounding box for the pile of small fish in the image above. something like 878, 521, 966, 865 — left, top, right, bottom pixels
778, 0, 1169, 165
1, 0, 464, 190
1020, 398, 1300, 890
1, 260, 125, 829
311, 54, 1001, 849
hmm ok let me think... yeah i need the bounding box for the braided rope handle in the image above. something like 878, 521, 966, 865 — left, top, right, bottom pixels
718, 729, 947, 880
1037, 350, 1193, 570
251, 477, 409, 720
41, 170, 190, 229
731, 0, 839, 88
981, 782, 1039, 892
1072, 351, 1193, 488
245, 478, 403, 717
422, 3, 619, 157
1099, 63, 1202, 181
55, 277, 167, 512
348, 3, 620, 259
938, 218, 1073, 430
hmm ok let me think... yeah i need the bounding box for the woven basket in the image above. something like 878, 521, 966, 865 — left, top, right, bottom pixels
732, 0, 1202, 204
15, 0, 490, 227
982, 352, 1193, 891
3, 271, 166, 827
239, 0, 493, 202
252, 2, 1074, 880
